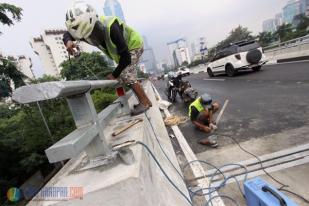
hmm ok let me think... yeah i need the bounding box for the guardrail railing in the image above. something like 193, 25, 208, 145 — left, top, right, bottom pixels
264, 35, 309, 52
12, 80, 131, 170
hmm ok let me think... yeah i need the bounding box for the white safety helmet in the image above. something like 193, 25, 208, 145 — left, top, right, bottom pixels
65, 1, 99, 40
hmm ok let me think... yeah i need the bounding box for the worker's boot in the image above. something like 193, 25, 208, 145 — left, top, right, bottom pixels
131, 82, 151, 116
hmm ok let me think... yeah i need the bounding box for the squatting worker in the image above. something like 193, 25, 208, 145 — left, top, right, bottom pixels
63, 1, 152, 116
189, 93, 220, 148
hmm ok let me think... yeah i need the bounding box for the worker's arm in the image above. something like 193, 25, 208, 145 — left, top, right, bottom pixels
208, 109, 213, 124
62, 32, 77, 55
192, 121, 211, 133
109, 21, 131, 79
191, 107, 211, 133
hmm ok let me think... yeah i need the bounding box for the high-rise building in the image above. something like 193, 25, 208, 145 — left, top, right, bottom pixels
275, 13, 283, 28
283, 0, 301, 24
190, 42, 197, 58
103, 0, 126, 22
175, 47, 191, 66
16, 56, 35, 80
263, 19, 277, 32
300, 0, 309, 15
140, 36, 158, 73
30, 29, 93, 77
0, 52, 35, 80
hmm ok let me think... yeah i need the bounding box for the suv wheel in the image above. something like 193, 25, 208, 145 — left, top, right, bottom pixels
252, 66, 262, 71
247, 49, 262, 64
207, 68, 214, 77
225, 64, 236, 77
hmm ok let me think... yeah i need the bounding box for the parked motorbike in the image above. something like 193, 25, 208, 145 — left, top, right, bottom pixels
165, 72, 198, 103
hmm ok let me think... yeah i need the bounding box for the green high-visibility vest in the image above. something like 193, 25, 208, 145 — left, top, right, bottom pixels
188, 97, 205, 118
96, 16, 143, 63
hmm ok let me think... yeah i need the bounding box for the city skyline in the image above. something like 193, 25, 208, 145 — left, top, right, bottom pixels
103, 0, 126, 22
262, 0, 309, 32
0, 0, 287, 77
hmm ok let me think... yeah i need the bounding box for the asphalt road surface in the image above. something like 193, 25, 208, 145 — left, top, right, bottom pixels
154, 61, 309, 154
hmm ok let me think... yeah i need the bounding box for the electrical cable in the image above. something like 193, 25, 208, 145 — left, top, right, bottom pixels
207, 163, 247, 206
215, 133, 289, 188
149, 83, 308, 205
279, 188, 309, 204
184, 160, 246, 206
215, 132, 309, 205
136, 141, 193, 206
144, 112, 185, 180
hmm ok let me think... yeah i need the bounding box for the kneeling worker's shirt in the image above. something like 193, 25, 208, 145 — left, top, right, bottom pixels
190, 107, 200, 121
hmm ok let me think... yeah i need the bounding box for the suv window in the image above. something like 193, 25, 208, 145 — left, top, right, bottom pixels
237, 41, 260, 52
212, 52, 223, 62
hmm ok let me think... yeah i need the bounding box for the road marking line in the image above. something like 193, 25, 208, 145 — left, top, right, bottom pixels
216, 99, 229, 126
203, 79, 226, 81
151, 83, 225, 206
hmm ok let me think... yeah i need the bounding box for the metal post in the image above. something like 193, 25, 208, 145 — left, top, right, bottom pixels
36, 102, 54, 143
66, 92, 111, 158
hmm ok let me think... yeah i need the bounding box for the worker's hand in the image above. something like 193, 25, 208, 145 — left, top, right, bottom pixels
107, 74, 116, 80
65, 40, 77, 56
210, 123, 218, 131
199, 125, 211, 133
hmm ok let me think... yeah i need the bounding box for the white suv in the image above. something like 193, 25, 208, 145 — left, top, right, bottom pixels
207, 40, 268, 77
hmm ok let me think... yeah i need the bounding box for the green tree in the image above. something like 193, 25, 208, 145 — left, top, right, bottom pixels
60, 52, 112, 80
216, 26, 254, 50
0, 57, 26, 99
0, 3, 24, 100
276, 23, 293, 42
258, 31, 276, 47
181, 61, 189, 66
0, 3, 22, 34
294, 14, 309, 31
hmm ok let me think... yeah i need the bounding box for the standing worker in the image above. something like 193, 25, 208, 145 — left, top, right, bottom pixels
63, 1, 152, 116
189, 93, 220, 147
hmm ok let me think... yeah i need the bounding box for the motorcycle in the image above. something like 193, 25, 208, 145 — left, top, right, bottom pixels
165, 72, 198, 103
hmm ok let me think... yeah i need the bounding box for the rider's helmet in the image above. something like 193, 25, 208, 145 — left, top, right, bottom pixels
65, 1, 99, 40
200, 93, 212, 106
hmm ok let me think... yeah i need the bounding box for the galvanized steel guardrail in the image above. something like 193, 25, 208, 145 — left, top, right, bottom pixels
12, 80, 130, 169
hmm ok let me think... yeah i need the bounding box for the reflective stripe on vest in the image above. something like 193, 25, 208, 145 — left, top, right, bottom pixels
99, 16, 143, 63
188, 97, 204, 117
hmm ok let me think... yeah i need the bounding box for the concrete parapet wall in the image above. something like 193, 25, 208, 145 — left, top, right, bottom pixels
27, 81, 189, 206
265, 42, 309, 62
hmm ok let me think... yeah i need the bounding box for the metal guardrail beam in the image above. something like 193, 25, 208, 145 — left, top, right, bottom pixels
12, 80, 118, 104
45, 103, 120, 163
12, 80, 129, 167
263, 35, 309, 52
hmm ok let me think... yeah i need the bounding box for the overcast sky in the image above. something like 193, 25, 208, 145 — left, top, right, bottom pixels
0, 0, 287, 77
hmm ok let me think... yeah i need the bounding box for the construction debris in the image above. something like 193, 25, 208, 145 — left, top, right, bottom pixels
112, 118, 143, 137
164, 115, 188, 126
158, 100, 172, 110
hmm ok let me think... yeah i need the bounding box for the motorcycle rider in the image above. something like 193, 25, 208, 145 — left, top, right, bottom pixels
189, 93, 220, 147
63, 1, 152, 116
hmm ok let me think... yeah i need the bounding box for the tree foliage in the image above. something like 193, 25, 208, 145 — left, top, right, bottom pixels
60, 52, 112, 80
206, 26, 254, 60
258, 15, 309, 47
0, 71, 117, 204
0, 3, 23, 34
0, 57, 26, 99
257, 31, 276, 47
216, 26, 254, 50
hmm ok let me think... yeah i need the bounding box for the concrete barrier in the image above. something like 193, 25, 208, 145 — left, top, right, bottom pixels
264, 37, 309, 63
27, 81, 190, 206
